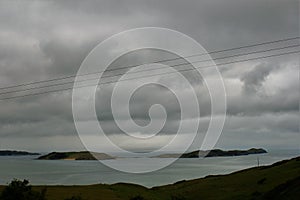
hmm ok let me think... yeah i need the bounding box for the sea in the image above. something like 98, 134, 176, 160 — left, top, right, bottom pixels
0, 149, 298, 187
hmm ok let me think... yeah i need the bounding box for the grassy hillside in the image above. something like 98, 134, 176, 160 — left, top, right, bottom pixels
1, 157, 299, 200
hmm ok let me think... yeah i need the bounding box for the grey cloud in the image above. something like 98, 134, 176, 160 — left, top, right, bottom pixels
218, 112, 299, 149
241, 62, 280, 94
226, 64, 299, 116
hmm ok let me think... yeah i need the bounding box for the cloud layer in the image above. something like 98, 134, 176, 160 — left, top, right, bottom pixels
0, 0, 298, 152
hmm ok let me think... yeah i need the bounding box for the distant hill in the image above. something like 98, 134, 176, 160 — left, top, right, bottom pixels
37, 151, 114, 160
154, 148, 267, 158
0, 150, 40, 156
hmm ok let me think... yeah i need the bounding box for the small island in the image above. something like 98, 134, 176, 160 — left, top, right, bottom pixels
154, 148, 267, 158
0, 150, 40, 156
37, 151, 114, 160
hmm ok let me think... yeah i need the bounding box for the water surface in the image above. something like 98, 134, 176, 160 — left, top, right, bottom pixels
0, 149, 298, 187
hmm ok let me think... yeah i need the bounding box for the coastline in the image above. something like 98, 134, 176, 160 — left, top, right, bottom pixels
0, 156, 299, 200
0, 149, 298, 187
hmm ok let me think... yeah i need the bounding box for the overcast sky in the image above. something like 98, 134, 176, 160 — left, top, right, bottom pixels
0, 0, 299, 152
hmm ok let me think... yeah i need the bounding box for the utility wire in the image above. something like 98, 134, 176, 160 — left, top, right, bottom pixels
0, 49, 298, 101
0, 36, 299, 91
0, 44, 299, 96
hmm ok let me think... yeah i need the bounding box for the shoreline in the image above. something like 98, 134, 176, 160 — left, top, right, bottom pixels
0, 156, 299, 200
0, 156, 298, 187
0, 151, 299, 188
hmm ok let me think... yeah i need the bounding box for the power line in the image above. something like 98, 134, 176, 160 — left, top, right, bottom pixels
0, 36, 299, 91
0, 44, 298, 96
0, 49, 298, 101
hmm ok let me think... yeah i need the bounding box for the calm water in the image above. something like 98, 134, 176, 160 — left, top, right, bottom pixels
0, 149, 298, 187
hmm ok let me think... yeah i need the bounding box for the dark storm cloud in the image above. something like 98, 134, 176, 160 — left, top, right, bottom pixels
126, 0, 299, 50
0, 0, 298, 151
241, 62, 280, 94
226, 62, 299, 116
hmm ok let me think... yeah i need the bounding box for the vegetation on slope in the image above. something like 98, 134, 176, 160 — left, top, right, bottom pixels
37, 151, 114, 160
154, 148, 267, 158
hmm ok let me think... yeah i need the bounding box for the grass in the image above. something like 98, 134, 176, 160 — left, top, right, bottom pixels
0, 157, 299, 200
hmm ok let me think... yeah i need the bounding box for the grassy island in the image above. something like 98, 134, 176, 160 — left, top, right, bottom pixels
37, 151, 114, 160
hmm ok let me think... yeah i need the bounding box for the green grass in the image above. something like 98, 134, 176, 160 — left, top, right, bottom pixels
1, 157, 299, 200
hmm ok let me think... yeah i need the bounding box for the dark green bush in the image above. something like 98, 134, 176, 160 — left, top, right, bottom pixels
64, 195, 84, 200
170, 195, 186, 200
130, 195, 145, 200
0, 179, 46, 200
